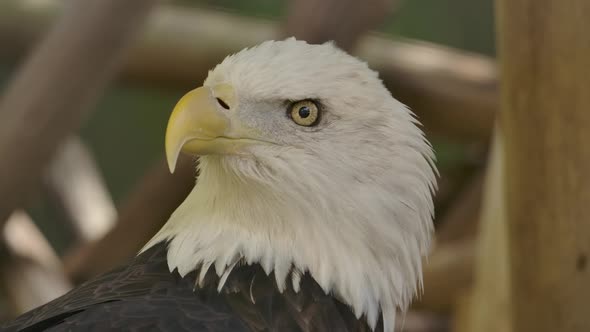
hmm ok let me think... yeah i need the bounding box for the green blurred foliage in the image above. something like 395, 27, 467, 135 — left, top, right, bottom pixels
384, 0, 495, 55
81, 86, 182, 203
0, 0, 494, 253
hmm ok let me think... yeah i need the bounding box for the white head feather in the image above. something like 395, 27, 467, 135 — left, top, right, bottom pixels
144, 38, 437, 331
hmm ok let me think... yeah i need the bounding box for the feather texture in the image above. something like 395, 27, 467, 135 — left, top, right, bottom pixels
2, 242, 381, 332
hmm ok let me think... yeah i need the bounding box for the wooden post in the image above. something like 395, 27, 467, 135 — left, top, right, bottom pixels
456, 130, 512, 332
496, 0, 590, 330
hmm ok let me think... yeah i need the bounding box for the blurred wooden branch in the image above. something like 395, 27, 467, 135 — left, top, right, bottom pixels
435, 171, 483, 244
396, 311, 449, 332
0, 211, 71, 317
410, 172, 483, 312
282, 0, 396, 50
44, 136, 117, 242
415, 239, 475, 313
0, 0, 157, 227
0, 1, 497, 144
63, 157, 195, 284
361, 41, 496, 143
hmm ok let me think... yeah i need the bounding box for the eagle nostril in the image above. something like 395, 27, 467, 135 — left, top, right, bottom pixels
216, 98, 230, 110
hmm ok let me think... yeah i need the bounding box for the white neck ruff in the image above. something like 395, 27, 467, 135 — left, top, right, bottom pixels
144, 150, 435, 332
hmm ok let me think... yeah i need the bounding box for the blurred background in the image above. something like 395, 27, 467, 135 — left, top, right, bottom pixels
0, 0, 587, 331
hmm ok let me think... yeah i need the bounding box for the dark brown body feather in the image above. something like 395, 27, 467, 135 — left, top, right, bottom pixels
1, 242, 382, 332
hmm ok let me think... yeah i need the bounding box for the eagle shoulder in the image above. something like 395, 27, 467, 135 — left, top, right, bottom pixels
1, 242, 381, 332
0, 243, 246, 332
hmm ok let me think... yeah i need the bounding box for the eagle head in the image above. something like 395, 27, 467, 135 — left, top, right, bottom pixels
146, 38, 437, 331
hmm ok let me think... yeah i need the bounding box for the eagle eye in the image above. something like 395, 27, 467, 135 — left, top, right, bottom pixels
289, 100, 319, 127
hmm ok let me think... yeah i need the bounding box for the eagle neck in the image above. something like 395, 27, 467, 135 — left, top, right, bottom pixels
143, 156, 430, 332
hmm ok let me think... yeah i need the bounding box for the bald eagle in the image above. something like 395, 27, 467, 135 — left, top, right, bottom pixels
2, 39, 436, 332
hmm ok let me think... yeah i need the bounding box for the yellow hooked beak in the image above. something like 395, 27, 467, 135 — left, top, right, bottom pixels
166, 84, 250, 173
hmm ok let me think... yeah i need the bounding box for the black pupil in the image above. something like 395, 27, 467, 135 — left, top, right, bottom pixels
298, 106, 311, 118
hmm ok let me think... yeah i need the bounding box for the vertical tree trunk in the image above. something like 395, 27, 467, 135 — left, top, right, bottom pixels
496, 0, 590, 331
456, 130, 511, 332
